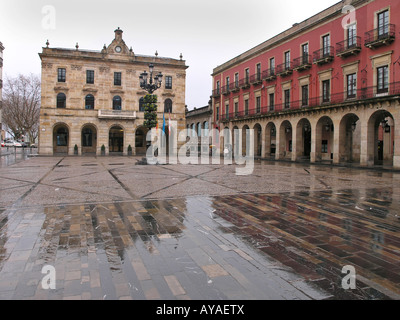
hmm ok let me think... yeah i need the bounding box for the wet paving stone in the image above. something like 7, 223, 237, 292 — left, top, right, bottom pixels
1, 157, 400, 299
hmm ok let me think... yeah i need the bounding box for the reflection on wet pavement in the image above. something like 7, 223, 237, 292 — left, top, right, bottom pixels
0, 156, 400, 299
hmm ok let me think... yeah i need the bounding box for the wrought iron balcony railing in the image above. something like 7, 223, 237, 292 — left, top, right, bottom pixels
336, 36, 362, 57
212, 88, 221, 97
365, 24, 395, 48
262, 68, 276, 81
313, 46, 334, 65
220, 82, 400, 121
239, 77, 251, 89
250, 73, 263, 85
292, 55, 312, 71
276, 62, 293, 77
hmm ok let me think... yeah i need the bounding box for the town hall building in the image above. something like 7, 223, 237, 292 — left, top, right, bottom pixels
38, 28, 188, 156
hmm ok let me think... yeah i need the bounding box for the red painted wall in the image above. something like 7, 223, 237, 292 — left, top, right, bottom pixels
212, 0, 400, 127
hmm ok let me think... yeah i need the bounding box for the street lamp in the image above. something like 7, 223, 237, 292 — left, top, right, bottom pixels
139, 64, 163, 94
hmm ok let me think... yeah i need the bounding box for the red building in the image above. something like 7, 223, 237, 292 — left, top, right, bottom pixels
211, 0, 400, 167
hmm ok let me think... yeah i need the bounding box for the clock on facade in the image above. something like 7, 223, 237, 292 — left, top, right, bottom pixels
115, 46, 122, 53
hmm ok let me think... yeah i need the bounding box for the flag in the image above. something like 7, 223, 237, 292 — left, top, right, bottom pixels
162, 113, 166, 135
168, 112, 171, 135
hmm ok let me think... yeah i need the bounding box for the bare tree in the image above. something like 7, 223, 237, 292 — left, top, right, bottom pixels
2, 74, 41, 143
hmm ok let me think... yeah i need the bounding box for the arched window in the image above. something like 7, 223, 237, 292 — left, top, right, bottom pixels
113, 96, 122, 110
203, 121, 209, 137
197, 123, 202, 137
57, 93, 66, 108
164, 99, 172, 113
139, 97, 145, 112
85, 94, 95, 109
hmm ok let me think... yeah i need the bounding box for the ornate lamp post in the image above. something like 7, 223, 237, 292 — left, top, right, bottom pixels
139, 64, 163, 94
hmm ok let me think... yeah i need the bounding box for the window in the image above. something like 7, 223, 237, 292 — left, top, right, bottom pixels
244, 99, 249, 115
164, 99, 173, 113
301, 85, 309, 106
86, 70, 94, 84
378, 10, 389, 38
270, 58, 275, 74
235, 73, 239, 87
245, 69, 250, 83
114, 72, 122, 86
256, 96, 261, 113
377, 65, 389, 93
347, 24, 357, 47
256, 63, 261, 81
216, 81, 220, 94
85, 94, 95, 109
58, 68, 66, 82
322, 80, 330, 102
56, 93, 66, 108
225, 104, 229, 119
113, 96, 122, 110
284, 89, 290, 109
165, 76, 172, 89
226, 77, 230, 91
347, 73, 357, 99
139, 97, 145, 112
284, 51, 291, 70
302, 44, 309, 64
216, 107, 219, 121
322, 140, 328, 153
234, 102, 239, 116
269, 93, 275, 111
322, 35, 331, 56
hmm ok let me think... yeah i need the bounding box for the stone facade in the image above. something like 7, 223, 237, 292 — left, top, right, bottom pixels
0, 42, 4, 141
39, 28, 188, 156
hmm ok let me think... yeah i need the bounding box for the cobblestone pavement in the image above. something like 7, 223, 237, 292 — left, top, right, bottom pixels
0, 156, 400, 300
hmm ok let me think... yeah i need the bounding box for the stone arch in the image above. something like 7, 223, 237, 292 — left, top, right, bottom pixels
253, 123, 262, 157
81, 123, 97, 155
53, 123, 69, 155
135, 126, 149, 155
295, 118, 312, 160
315, 116, 334, 161
338, 113, 361, 163
278, 120, 293, 159
109, 125, 124, 154
367, 110, 394, 165
265, 122, 277, 158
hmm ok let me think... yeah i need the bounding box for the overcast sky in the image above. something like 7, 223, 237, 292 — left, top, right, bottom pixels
0, 0, 339, 110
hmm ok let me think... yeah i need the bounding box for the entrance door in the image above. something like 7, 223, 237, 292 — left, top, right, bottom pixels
109, 126, 124, 153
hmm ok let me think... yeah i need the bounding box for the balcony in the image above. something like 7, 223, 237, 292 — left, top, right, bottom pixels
365, 24, 395, 49
262, 68, 276, 82
250, 73, 263, 86
212, 88, 221, 97
229, 82, 240, 93
218, 81, 400, 122
313, 47, 334, 65
221, 85, 230, 96
336, 36, 362, 58
292, 55, 312, 71
98, 109, 137, 120
276, 62, 293, 77
239, 78, 251, 89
